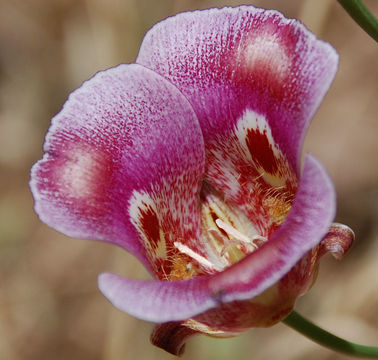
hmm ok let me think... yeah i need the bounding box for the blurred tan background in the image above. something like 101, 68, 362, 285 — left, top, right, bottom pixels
0, 0, 377, 359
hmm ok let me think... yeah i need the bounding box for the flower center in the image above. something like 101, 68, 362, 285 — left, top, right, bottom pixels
174, 193, 267, 275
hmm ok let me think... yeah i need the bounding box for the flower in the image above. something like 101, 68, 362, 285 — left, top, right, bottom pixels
30, 6, 354, 356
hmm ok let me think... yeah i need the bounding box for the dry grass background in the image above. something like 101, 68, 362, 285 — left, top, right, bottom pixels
0, 0, 377, 359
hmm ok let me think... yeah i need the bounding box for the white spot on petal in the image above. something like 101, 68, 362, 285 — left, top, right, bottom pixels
59, 146, 108, 199
239, 33, 291, 82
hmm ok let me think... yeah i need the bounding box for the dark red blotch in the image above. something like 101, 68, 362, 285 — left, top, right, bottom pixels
139, 206, 160, 250
245, 128, 279, 174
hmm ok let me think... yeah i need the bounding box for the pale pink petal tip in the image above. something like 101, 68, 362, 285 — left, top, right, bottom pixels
97, 272, 217, 323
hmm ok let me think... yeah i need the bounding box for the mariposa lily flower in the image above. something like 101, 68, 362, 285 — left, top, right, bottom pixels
30, 6, 354, 356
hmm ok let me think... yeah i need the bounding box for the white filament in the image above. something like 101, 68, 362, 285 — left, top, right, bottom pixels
215, 218, 257, 247
173, 242, 222, 271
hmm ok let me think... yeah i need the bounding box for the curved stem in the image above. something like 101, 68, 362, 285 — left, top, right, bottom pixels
283, 311, 378, 358
337, 0, 378, 42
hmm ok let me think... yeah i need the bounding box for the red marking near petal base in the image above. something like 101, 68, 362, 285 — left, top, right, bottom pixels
139, 206, 161, 250
245, 128, 279, 174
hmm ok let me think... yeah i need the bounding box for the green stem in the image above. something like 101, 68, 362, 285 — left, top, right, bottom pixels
283, 311, 378, 358
337, 0, 378, 42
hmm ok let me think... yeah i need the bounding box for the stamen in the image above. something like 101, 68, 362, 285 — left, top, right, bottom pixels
215, 218, 253, 245
173, 242, 222, 271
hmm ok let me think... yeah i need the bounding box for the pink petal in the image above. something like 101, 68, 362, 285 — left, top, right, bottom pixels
30, 64, 205, 271
98, 272, 215, 323
137, 7, 338, 233
137, 6, 338, 172
98, 154, 336, 322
